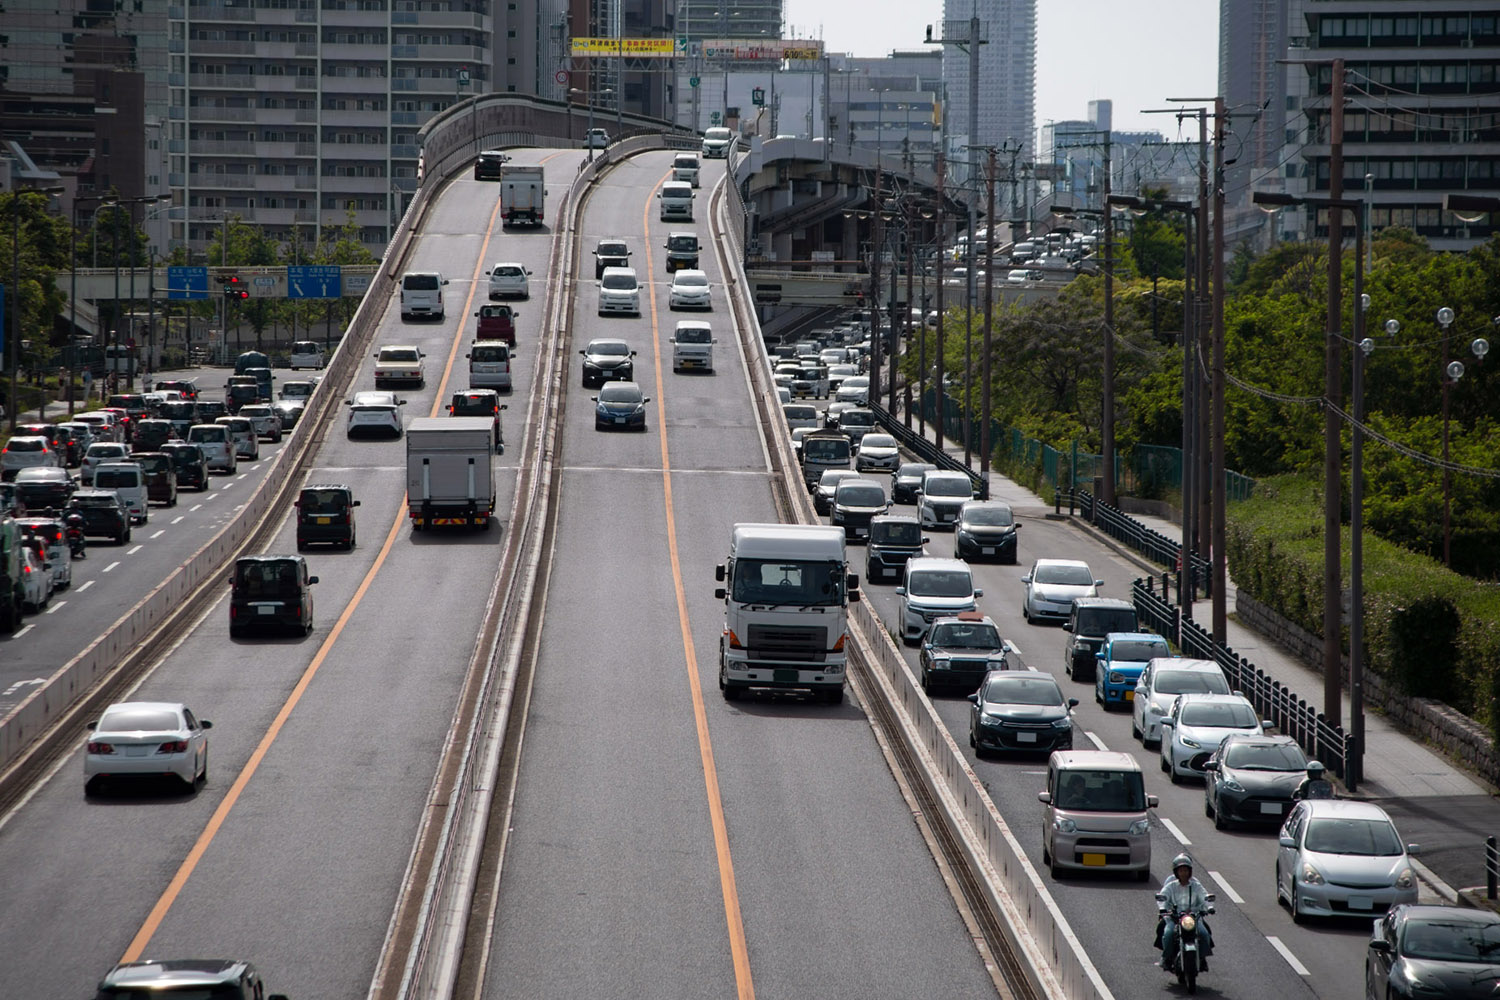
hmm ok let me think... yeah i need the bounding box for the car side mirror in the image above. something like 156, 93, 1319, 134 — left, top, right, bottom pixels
579, 349, 587, 356
353, 500, 361, 507
1279, 836, 1296, 848
1022, 575, 1032, 584
465, 354, 472, 360
1161, 718, 1174, 728
1147, 795, 1159, 808
713, 587, 726, 599
1037, 791, 1052, 804
1067, 698, 1079, 709
499, 405, 508, 411
643, 397, 651, 403
1014, 522, 1023, 529
1368, 940, 1393, 955
590, 396, 599, 402
307, 575, 319, 585
1095, 579, 1104, 587
894, 586, 906, 596
1407, 844, 1421, 856
967, 694, 979, 705
973, 588, 983, 598
631, 350, 639, 357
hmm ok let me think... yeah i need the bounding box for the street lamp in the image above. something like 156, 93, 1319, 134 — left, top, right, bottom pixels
9, 185, 66, 431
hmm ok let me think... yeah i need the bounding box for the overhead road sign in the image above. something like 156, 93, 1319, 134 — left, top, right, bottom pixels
703, 39, 824, 60
571, 37, 676, 57
167, 266, 209, 301
288, 265, 342, 300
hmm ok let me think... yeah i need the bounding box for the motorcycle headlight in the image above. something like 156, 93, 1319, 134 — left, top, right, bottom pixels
1299, 861, 1325, 885
1129, 818, 1150, 835
1395, 866, 1415, 889
1180, 914, 1197, 933
1053, 817, 1076, 834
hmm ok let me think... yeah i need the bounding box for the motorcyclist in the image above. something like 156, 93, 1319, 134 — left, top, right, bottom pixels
1159, 853, 1213, 972
1292, 760, 1336, 800
62, 499, 87, 558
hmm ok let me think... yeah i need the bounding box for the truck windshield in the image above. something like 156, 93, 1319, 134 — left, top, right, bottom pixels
732, 558, 844, 606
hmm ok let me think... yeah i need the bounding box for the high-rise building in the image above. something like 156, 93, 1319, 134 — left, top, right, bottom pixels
1219, 0, 1291, 246
939, 0, 1035, 168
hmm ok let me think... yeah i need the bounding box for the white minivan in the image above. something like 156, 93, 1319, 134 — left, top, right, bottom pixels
399, 270, 448, 321
670, 321, 716, 373
672, 152, 701, 187
93, 462, 149, 524
896, 557, 982, 645
467, 341, 513, 391
658, 180, 695, 221
288, 340, 325, 370
701, 126, 732, 158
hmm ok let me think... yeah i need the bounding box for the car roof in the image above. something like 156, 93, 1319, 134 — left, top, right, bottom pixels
1149, 656, 1221, 673
1392, 904, 1500, 926
586, 338, 631, 350
1219, 732, 1297, 748
673, 269, 708, 279
600, 266, 636, 278
1073, 596, 1134, 609
959, 499, 1011, 511
100, 959, 249, 988
1050, 749, 1142, 772
1106, 631, 1167, 643
906, 556, 970, 572
1172, 692, 1253, 708
1296, 797, 1394, 821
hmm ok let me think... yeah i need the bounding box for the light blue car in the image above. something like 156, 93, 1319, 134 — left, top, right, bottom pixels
1094, 632, 1171, 709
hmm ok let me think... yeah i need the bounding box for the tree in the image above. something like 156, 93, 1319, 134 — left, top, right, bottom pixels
2, 191, 74, 356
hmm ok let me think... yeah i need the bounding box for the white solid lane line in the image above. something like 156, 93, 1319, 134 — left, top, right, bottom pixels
1084, 731, 1109, 752
1266, 936, 1310, 976
45, 602, 66, 614
76, 580, 94, 592
1206, 870, 1244, 905
103, 562, 120, 573
127, 545, 143, 555
1160, 817, 1191, 845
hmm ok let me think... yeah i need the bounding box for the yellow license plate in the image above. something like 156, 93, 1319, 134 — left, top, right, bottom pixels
316, 517, 331, 524
1081, 853, 1108, 867
1124, 690, 1134, 701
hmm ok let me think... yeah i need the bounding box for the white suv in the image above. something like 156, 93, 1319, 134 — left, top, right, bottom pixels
597, 267, 641, 317
487, 261, 531, 300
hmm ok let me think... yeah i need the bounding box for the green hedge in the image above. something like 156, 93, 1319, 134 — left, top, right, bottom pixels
1228, 474, 1500, 736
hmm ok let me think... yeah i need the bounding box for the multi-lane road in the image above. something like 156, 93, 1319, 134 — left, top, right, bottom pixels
0, 145, 1429, 1000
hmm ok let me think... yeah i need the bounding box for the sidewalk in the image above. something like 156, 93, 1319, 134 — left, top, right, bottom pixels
924, 428, 1500, 898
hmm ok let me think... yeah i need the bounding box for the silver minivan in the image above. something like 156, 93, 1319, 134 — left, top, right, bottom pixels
896, 556, 982, 645
186, 423, 237, 473
467, 340, 513, 391
93, 462, 149, 524
1038, 750, 1157, 880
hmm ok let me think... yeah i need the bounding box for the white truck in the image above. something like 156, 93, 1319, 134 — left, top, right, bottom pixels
405, 417, 496, 531
499, 164, 545, 227
714, 523, 860, 704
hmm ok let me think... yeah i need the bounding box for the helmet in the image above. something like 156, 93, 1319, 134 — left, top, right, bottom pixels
1307, 761, 1326, 776
1171, 852, 1194, 873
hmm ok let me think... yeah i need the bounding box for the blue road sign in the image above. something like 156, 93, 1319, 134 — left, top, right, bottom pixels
167, 266, 210, 301
288, 265, 342, 300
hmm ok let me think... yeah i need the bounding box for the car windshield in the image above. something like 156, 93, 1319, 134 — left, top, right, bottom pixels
931, 622, 1001, 649
675, 273, 708, 287
94, 469, 140, 488
731, 557, 845, 607
590, 341, 631, 356
235, 559, 303, 596
1222, 742, 1306, 771
76, 494, 120, 508
602, 274, 637, 290
842, 377, 869, 388
837, 484, 885, 506
861, 434, 896, 450
1081, 609, 1139, 634
908, 570, 973, 598
962, 505, 1014, 526
898, 463, 935, 480
840, 411, 873, 427
599, 384, 642, 404
818, 471, 855, 490
599, 243, 628, 257
1034, 563, 1095, 585
1303, 816, 1404, 856
493, 266, 523, 277
190, 428, 228, 442
293, 342, 318, 353
1399, 918, 1500, 962
380, 348, 420, 362
785, 406, 816, 420
924, 476, 971, 497
1155, 670, 1231, 696
283, 383, 313, 395
983, 676, 1061, 705
240, 407, 270, 417
676, 327, 711, 344
872, 521, 922, 545
803, 437, 849, 460
1109, 639, 1168, 662
6, 438, 43, 451
471, 344, 509, 362
1054, 770, 1147, 812
1180, 701, 1258, 728
97, 707, 180, 733
89, 445, 128, 457
668, 235, 697, 249
159, 402, 197, 418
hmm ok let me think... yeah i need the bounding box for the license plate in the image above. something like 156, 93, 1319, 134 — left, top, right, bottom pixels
854, 527, 868, 536
125, 746, 149, 757
1124, 690, 1134, 701
1347, 894, 1374, 910
257, 606, 275, 615
615, 417, 626, 424
982, 546, 995, 555
316, 516, 331, 525
1016, 731, 1038, 743
774, 668, 799, 683
1260, 802, 1283, 815
1081, 853, 1107, 867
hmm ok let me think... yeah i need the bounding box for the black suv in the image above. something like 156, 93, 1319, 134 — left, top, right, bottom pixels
228, 554, 318, 637
474, 148, 509, 180
70, 488, 132, 543
132, 418, 177, 452
295, 484, 359, 550
593, 238, 632, 279
447, 389, 506, 452
865, 515, 927, 582
160, 442, 210, 491
94, 958, 288, 1000
1064, 597, 1140, 682
196, 399, 229, 422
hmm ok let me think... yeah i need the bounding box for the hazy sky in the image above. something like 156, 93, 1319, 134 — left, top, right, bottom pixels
782, 0, 1220, 138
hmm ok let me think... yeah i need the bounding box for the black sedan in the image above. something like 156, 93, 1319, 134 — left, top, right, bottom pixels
968, 672, 1077, 757
70, 488, 132, 543
919, 613, 1008, 695
1201, 733, 1307, 829
891, 462, 937, 505
580, 338, 637, 388
953, 499, 1021, 563
271, 399, 306, 430
592, 381, 650, 431
1366, 904, 1500, 1000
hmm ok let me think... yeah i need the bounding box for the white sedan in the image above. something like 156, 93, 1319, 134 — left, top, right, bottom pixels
835, 375, 870, 404
1020, 558, 1102, 623
1159, 693, 1266, 782
373, 345, 426, 389
345, 391, 407, 439
84, 701, 213, 793
668, 269, 712, 310
487, 261, 531, 300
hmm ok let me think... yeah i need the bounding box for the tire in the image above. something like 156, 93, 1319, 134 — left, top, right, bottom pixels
1131, 716, 1142, 740
1136, 867, 1152, 882
122, 530, 132, 544
1161, 751, 1171, 773
721, 676, 742, 701
823, 687, 844, 705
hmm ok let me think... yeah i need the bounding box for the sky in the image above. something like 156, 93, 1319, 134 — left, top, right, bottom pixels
781, 0, 1220, 139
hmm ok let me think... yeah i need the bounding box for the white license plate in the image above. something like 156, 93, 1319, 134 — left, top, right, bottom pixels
125, 746, 149, 757
1347, 894, 1375, 910
257, 606, 275, 615
982, 546, 995, 555
615, 417, 626, 424
1016, 731, 1038, 743
854, 527, 868, 536
1260, 802, 1283, 814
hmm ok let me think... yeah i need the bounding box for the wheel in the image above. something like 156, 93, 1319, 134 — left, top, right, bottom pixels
1022, 603, 1031, 622
1136, 867, 1152, 882
823, 687, 844, 705
1161, 751, 1171, 773
122, 530, 132, 544
1185, 961, 1197, 994
1131, 716, 1142, 740
920, 667, 932, 694
720, 677, 742, 701
296, 540, 308, 552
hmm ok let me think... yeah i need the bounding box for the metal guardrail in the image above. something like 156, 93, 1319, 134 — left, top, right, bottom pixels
1133, 576, 1357, 788
870, 401, 990, 499
1066, 489, 1211, 600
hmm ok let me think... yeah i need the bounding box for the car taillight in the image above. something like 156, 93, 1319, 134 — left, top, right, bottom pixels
156, 740, 187, 754
87, 741, 113, 755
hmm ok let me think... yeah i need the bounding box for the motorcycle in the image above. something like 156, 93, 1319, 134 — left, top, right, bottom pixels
1156, 891, 1215, 994
64, 517, 87, 560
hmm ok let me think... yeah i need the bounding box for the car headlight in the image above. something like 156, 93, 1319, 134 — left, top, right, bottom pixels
1108, 671, 1127, 684
989, 655, 1009, 669
982, 711, 1006, 725
1220, 775, 1245, 792
1395, 867, 1415, 889
1179, 736, 1201, 749
931, 655, 951, 669
1129, 818, 1150, 835
1147, 704, 1165, 716
1052, 717, 1073, 730
1053, 817, 1076, 833
1299, 861, 1325, 885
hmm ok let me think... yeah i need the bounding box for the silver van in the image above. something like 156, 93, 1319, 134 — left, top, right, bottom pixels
1038, 750, 1157, 880
399, 270, 448, 321
896, 556, 982, 645
93, 462, 149, 524
658, 180, 695, 221
186, 423, 237, 473
467, 341, 513, 391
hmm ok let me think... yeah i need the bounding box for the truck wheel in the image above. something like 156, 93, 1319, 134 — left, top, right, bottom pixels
823, 687, 844, 705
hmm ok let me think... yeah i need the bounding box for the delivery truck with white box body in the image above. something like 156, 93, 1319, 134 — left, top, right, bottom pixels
499, 165, 545, 227
405, 417, 496, 530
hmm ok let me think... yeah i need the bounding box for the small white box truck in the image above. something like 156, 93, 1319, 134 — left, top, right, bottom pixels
405, 417, 496, 531
499, 164, 545, 227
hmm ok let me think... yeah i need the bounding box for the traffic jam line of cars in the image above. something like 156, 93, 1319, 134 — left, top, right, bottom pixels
771, 347, 1481, 996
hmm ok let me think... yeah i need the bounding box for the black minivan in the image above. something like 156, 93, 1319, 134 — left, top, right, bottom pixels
295, 484, 359, 551
1064, 597, 1140, 682
228, 554, 318, 637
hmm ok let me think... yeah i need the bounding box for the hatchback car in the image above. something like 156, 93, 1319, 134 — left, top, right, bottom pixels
1365, 904, 1500, 1000
236, 404, 284, 442
73, 410, 123, 442
854, 433, 899, 474
55, 421, 97, 464
270, 400, 306, 431
487, 261, 531, 300
1038, 750, 1156, 880
865, 515, 927, 582
921, 612, 1009, 694
916, 469, 975, 530
153, 378, 199, 400
13, 467, 76, 514
597, 266, 642, 316
295, 483, 359, 551
93, 958, 288, 1000
17, 516, 71, 589
579, 338, 637, 387
129, 451, 179, 507
585, 127, 610, 148
668, 269, 712, 310
969, 671, 1077, 755
289, 340, 326, 370
1, 436, 61, 481
1202, 733, 1307, 829
1277, 798, 1419, 923
812, 469, 859, 517
593, 238, 632, 278
892, 462, 938, 505
1132, 657, 1231, 747
83, 700, 212, 793
448, 389, 506, 452
835, 375, 870, 404
70, 487, 132, 543
592, 381, 650, 431
1159, 692, 1266, 782
214, 415, 260, 460
473, 147, 509, 179
345, 391, 406, 439
228, 554, 319, 637
18, 542, 54, 611
1094, 631, 1171, 709
953, 499, 1021, 563
1021, 557, 1102, 623
830, 477, 888, 541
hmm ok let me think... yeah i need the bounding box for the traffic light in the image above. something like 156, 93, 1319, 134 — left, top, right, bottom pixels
218, 275, 248, 302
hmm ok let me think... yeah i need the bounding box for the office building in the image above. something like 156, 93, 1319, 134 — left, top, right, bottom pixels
940, 0, 1035, 171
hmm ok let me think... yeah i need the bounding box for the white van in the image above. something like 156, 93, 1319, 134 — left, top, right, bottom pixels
896, 556, 983, 645
93, 462, 149, 524
186, 423, 237, 473
670, 321, 716, 373
466, 341, 513, 391
289, 340, 325, 370
399, 270, 449, 321
658, 180, 695, 221
701, 127, 732, 158
672, 153, 701, 188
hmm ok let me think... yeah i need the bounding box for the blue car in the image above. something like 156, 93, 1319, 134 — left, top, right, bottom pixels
1094, 632, 1171, 709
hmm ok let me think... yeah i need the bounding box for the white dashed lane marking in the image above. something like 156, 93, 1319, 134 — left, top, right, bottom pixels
171, 516, 185, 524
76, 580, 94, 592
1266, 936, 1310, 975
103, 562, 120, 573
151, 530, 165, 539
1206, 870, 1243, 904
45, 602, 66, 614
1084, 731, 1109, 751
1160, 817, 1191, 845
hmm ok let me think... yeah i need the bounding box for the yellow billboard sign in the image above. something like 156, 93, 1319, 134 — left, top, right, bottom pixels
571, 37, 677, 56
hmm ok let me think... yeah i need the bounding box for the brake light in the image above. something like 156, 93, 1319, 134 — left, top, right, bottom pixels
87, 741, 114, 755
156, 740, 187, 754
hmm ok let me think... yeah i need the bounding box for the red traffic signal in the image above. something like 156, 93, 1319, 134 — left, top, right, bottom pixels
221, 275, 248, 301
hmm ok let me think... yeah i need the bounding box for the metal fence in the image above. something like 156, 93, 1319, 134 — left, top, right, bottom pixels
1067, 489, 1212, 600
1133, 576, 1358, 788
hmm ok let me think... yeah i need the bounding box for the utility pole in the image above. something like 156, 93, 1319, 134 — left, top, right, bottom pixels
981, 147, 997, 494
1322, 60, 1346, 727
934, 154, 947, 451
1101, 131, 1116, 505
1211, 96, 1228, 646
870, 164, 884, 407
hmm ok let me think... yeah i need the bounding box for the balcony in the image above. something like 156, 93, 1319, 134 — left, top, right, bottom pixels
323, 144, 390, 161
188, 140, 258, 156
391, 44, 487, 62
321, 42, 387, 61
320, 75, 390, 95
189, 106, 259, 123
320, 174, 387, 193
321, 109, 387, 127
187, 40, 257, 55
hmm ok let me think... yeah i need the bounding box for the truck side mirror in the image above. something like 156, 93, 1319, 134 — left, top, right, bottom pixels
714, 563, 725, 582
714, 587, 726, 599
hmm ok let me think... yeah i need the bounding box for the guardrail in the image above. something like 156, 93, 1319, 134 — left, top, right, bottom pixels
1065, 489, 1211, 600
1487, 835, 1499, 900
870, 401, 990, 500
